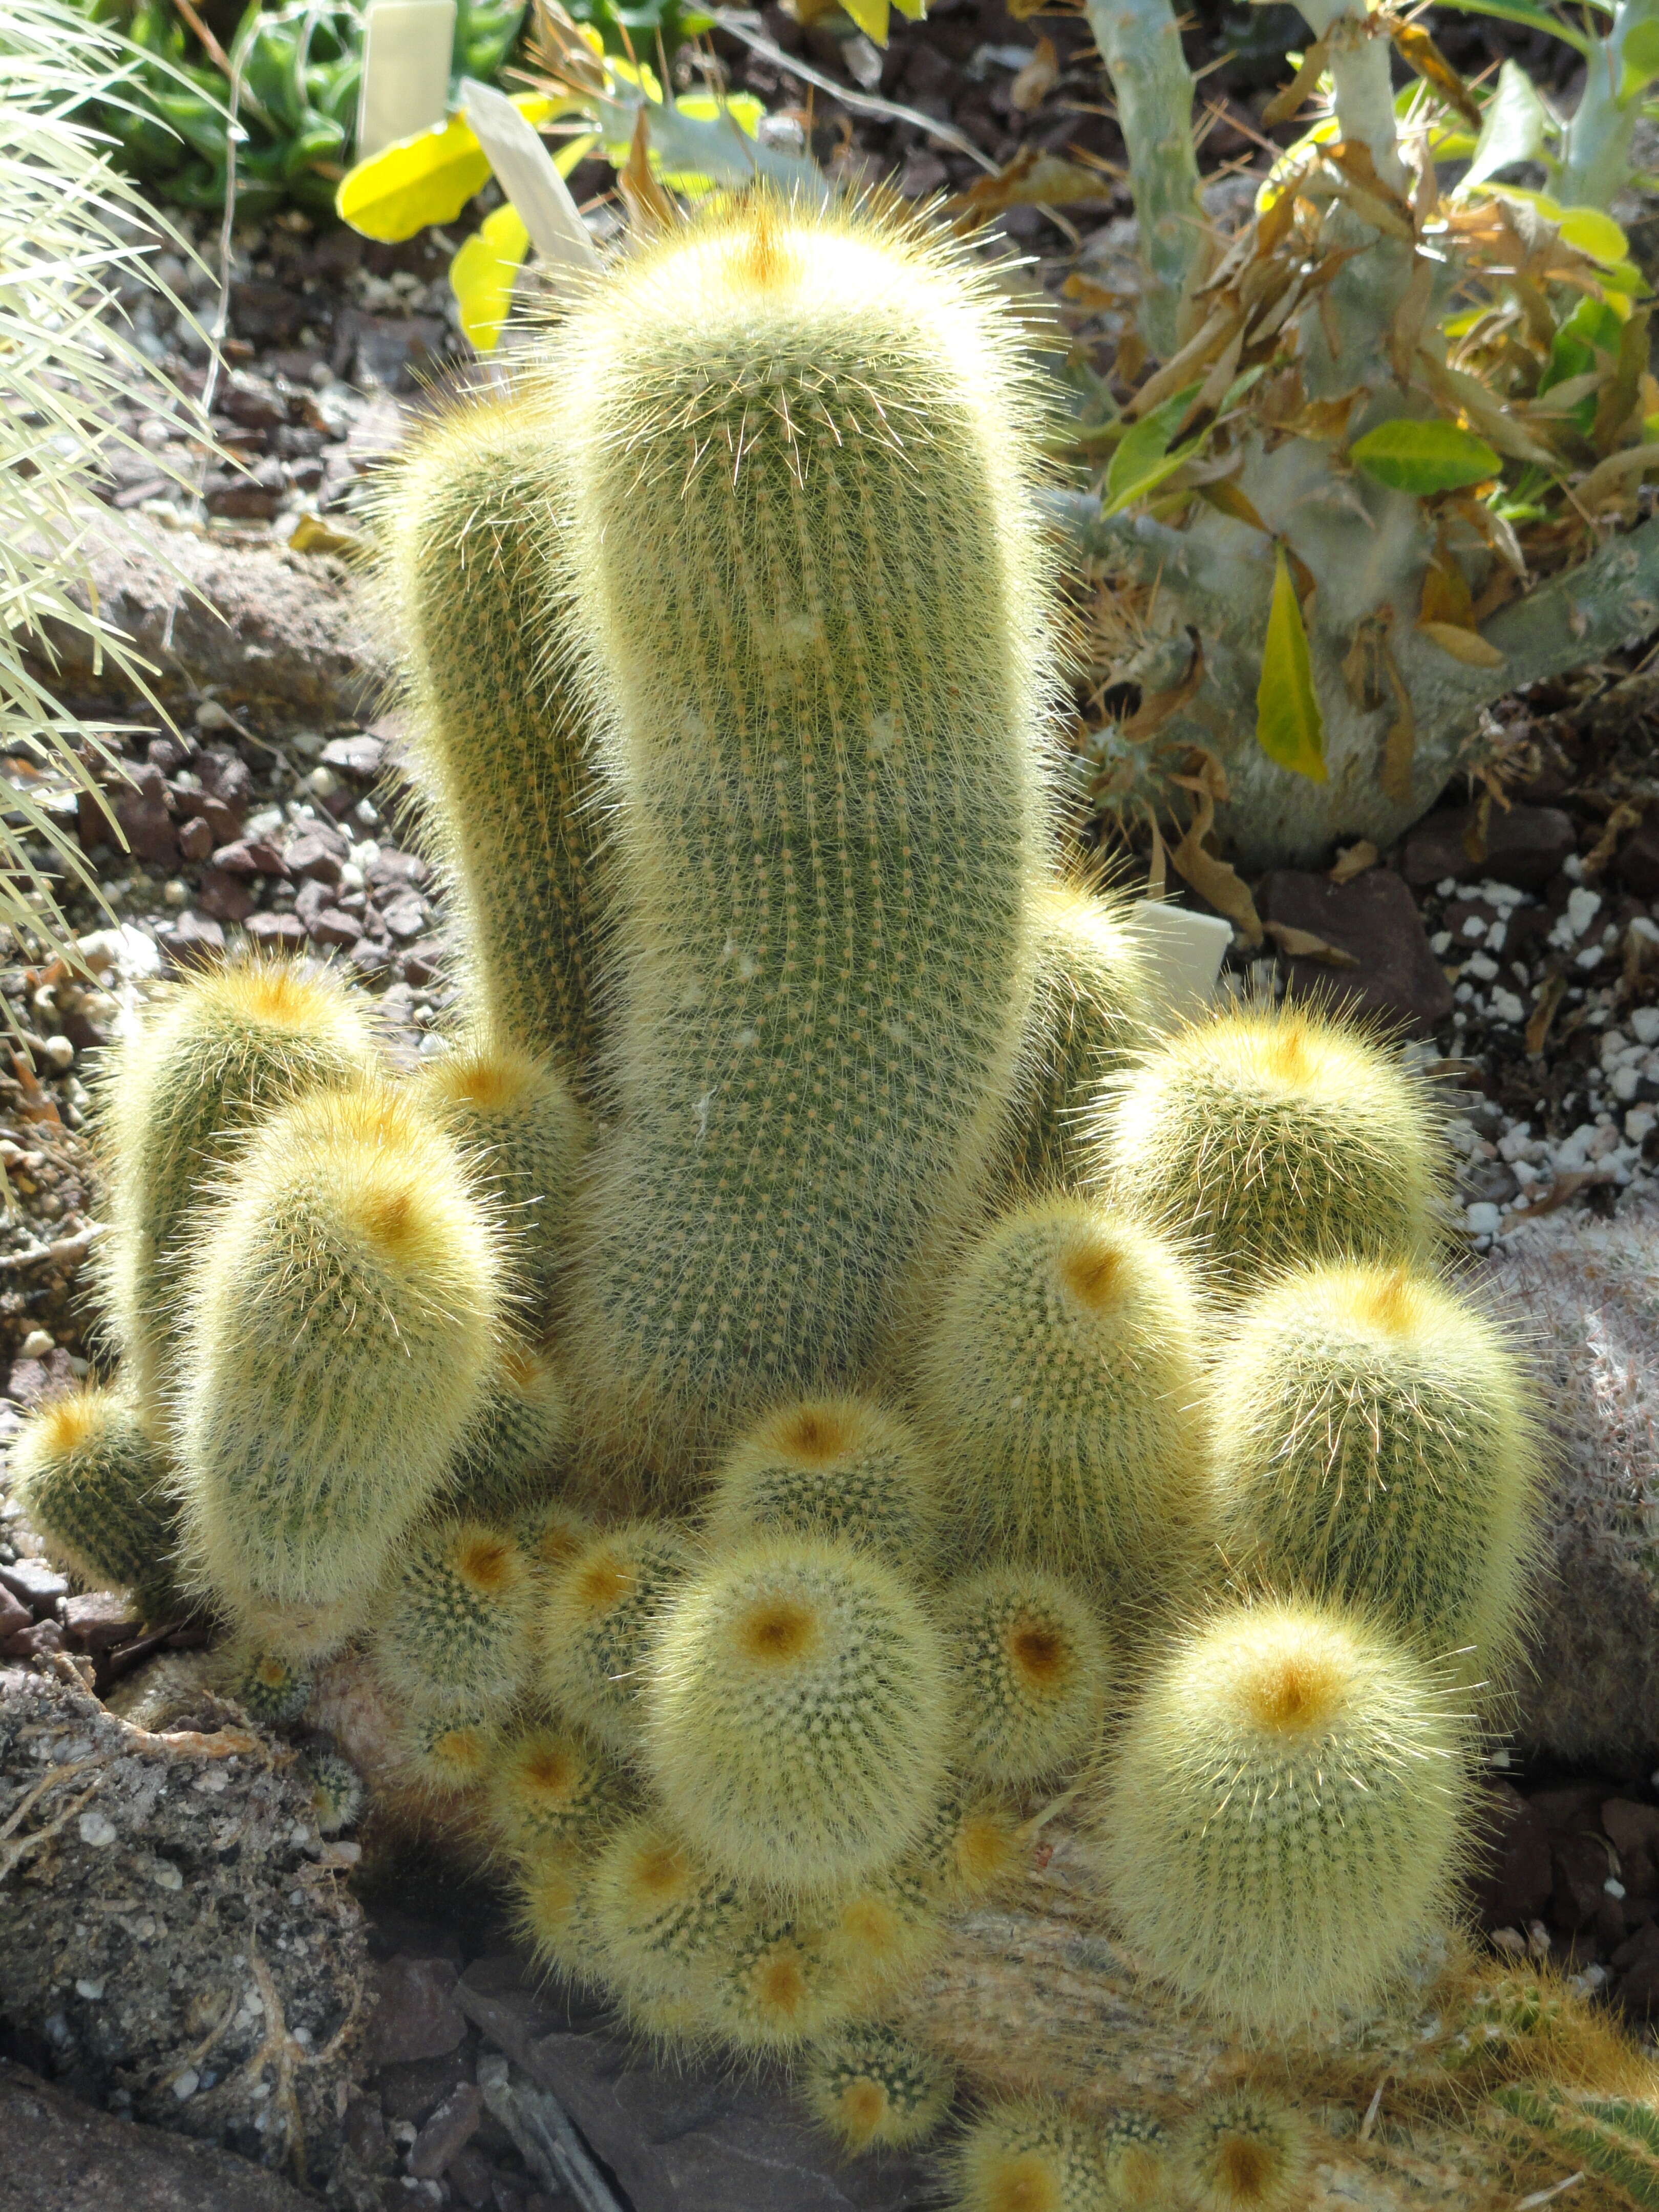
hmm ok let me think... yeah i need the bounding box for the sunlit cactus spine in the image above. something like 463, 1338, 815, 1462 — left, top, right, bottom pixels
950, 2098, 1111, 2212
552, 194, 1053, 1480
538, 1521, 693, 1758
913, 1194, 1210, 1590
587, 1815, 746, 2014
644, 1531, 950, 1899
1211, 1260, 1543, 1668
943, 1565, 1109, 1786
804, 2022, 955, 2155
1093, 1595, 1472, 2034
1175, 2090, 1311, 2212
412, 1026, 586, 1317
704, 1393, 942, 1567
1093, 999, 1445, 1290
371, 1515, 535, 1715
1004, 878, 1152, 1194
10, 1384, 180, 1618
176, 1078, 503, 1660
96, 958, 377, 1419
380, 392, 608, 1078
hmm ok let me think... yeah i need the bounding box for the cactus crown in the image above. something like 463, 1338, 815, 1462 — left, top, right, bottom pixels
705, 1394, 941, 1565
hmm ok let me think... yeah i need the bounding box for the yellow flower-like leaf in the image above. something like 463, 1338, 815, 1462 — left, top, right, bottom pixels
839, 0, 891, 44
336, 95, 570, 244
450, 204, 531, 352
1557, 206, 1631, 269
1256, 542, 1327, 783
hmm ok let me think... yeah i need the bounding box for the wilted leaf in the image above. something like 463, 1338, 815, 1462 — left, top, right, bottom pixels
1330, 839, 1378, 883
1575, 441, 1659, 509
1168, 750, 1263, 943
1391, 22, 1481, 126
336, 95, 566, 242
1264, 921, 1361, 966
1419, 554, 1476, 630
1196, 478, 1271, 532
449, 202, 532, 351
1388, 254, 1434, 385
621, 106, 675, 232
958, 146, 1114, 218
1350, 417, 1501, 494
1592, 310, 1650, 453
1011, 36, 1058, 112
1460, 59, 1547, 193
1102, 381, 1204, 514
1262, 38, 1328, 127
1256, 542, 1327, 783
288, 513, 360, 557
1419, 620, 1506, 667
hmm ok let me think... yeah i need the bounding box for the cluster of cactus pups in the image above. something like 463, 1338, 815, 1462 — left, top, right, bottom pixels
11, 193, 1569, 2200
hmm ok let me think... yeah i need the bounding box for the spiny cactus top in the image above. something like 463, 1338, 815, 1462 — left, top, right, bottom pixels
545, 195, 1058, 1476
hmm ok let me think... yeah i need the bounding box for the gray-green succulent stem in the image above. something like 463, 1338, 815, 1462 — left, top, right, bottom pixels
1296, 0, 1408, 194
1558, 0, 1659, 210
1049, 490, 1659, 863
1083, 0, 1206, 356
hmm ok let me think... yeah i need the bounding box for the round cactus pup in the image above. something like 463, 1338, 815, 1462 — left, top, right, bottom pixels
804, 2022, 955, 2154
588, 1816, 746, 2011
1175, 2091, 1311, 2212
706, 1394, 942, 1569
372, 1515, 535, 1714
539, 1522, 693, 1759
950, 2097, 1111, 2212
943, 1566, 1109, 1785
485, 1722, 629, 1860
11, 1385, 181, 1619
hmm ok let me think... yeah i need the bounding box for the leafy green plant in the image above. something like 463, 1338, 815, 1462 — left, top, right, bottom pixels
1070, 0, 1659, 871
79, 0, 525, 214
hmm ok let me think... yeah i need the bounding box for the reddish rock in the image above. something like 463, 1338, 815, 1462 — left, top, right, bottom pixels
285, 830, 345, 883
1552, 1831, 1617, 1930
380, 891, 428, 942
246, 912, 306, 949
0, 1558, 69, 1616
1257, 866, 1454, 1038
400, 939, 443, 985
5, 1348, 76, 1407
1614, 1917, 1659, 2011
60, 1592, 140, 1653
377, 2050, 471, 2124
115, 761, 177, 865
0, 1583, 30, 1642
1, 1620, 66, 1659
1604, 1799, 1659, 1895
210, 838, 288, 878
177, 815, 214, 862
365, 1956, 467, 2067
1469, 1780, 1553, 1928
198, 867, 257, 924
1400, 803, 1576, 890
407, 2081, 483, 2179
163, 911, 227, 967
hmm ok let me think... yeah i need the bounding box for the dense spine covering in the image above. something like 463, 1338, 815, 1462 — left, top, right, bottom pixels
11, 1384, 180, 1616
1093, 1596, 1472, 2034
301, 1750, 365, 1836
1004, 879, 1152, 1193
176, 1079, 502, 1659
645, 1530, 950, 1897
1175, 2091, 1310, 2212
486, 1722, 629, 1859
705, 1393, 942, 1566
538, 1523, 693, 1758
1097, 2111, 1174, 2208
910, 1789, 1028, 1905
552, 195, 1052, 1477
371, 1516, 535, 1714
413, 1028, 586, 1322
950, 2098, 1112, 2212
1211, 1261, 1542, 1666
381, 393, 607, 1076
396, 1706, 500, 1794
695, 1910, 851, 2055
820, 1857, 944, 2001
1093, 999, 1445, 1289
587, 1816, 746, 2010
942, 1566, 1109, 1785
913, 1195, 1210, 1587
450, 1336, 571, 1519
803, 2022, 955, 2154
1495, 2085, 1659, 2209
98, 959, 376, 1416
517, 1849, 602, 1987
223, 1645, 313, 1725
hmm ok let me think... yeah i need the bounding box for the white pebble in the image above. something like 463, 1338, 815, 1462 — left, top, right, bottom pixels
19, 1328, 54, 1357
1465, 952, 1498, 982
77, 1812, 117, 1848
74, 1978, 104, 2000
1490, 989, 1525, 1025
1627, 1107, 1657, 1144
151, 1858, 183, 1891
39, 1035, 73, 1071
1633, 1007, 1659, 1045
1465, 1201, 1503, 1238
171, 2068, 200, 2101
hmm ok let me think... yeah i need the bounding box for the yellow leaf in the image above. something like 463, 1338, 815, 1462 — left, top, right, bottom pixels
839, 0, 890, 43
336, 95, 570, 243
450, 203, 531, 353
1256, 542, 1327, 782
1418, 620, 1506, 668
891, 0, 928, 16
1557, 205, 1630, 267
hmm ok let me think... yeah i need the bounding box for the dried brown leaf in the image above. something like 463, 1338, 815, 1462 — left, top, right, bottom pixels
1525, 970, 1566, 1057
1011, 36, 1059, 113
1330, 839, 1378, 883
1262, 39, 1329, 127
1264, 921, 1361, 966
1419, 619, 1506, 668
620, 108, 676, 237
1389, 254, 1435, 387
957, 146, 1113, 218
1390, 21, 1481, 126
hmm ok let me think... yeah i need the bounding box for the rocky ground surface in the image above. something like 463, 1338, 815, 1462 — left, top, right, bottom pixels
5, 1, 1659, 2205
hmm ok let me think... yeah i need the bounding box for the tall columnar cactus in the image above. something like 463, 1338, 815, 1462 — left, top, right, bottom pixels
704, 1393, 942, 1566
381, 394, 607, 1078
942, 1565, 1109, 1785
11, 1383, 180, 1618
645, 1531, 950, 1897
412, 1027, 586, 1318
1094, 1001, 1445, 1289
177, 1079, 503, 1659
1004, 879, 1152, 1195
1211, 1262, 1543, 1667
914, 1195, 1210, 1589
549, 195, 1054, 1478
1093, 1596, 1471, 2034
98, 958, 377, 1416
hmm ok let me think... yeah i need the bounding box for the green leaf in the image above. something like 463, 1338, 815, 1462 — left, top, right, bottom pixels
1349, 418, 1502, 494
1624, 14, 1659, 90
1461, 59, 1548, 191
1417, 0, 1589, 56
1102, 381, 1204, 515
1256, 543, 1327, 783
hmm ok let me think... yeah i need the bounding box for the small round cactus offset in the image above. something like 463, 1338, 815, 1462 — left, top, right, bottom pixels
11, 1385, 179, 1619
942, 1565, 1109, 1785
1175, 2091, 1311, 2212
1093, 1596, 1473, 2034
371, 1515, 535, 1714
704, 1394, 942, 1566
539, 1522, 693, 1758
1094, 999, 1445, 1287
804, 2022, 955, 2153
951, 2098, 1111, 2212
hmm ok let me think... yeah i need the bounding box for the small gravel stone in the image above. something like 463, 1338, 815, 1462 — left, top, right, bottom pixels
365, 1957, 467, 2067
0, 1557, 69, 1614
407, 2081, 482, 2179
